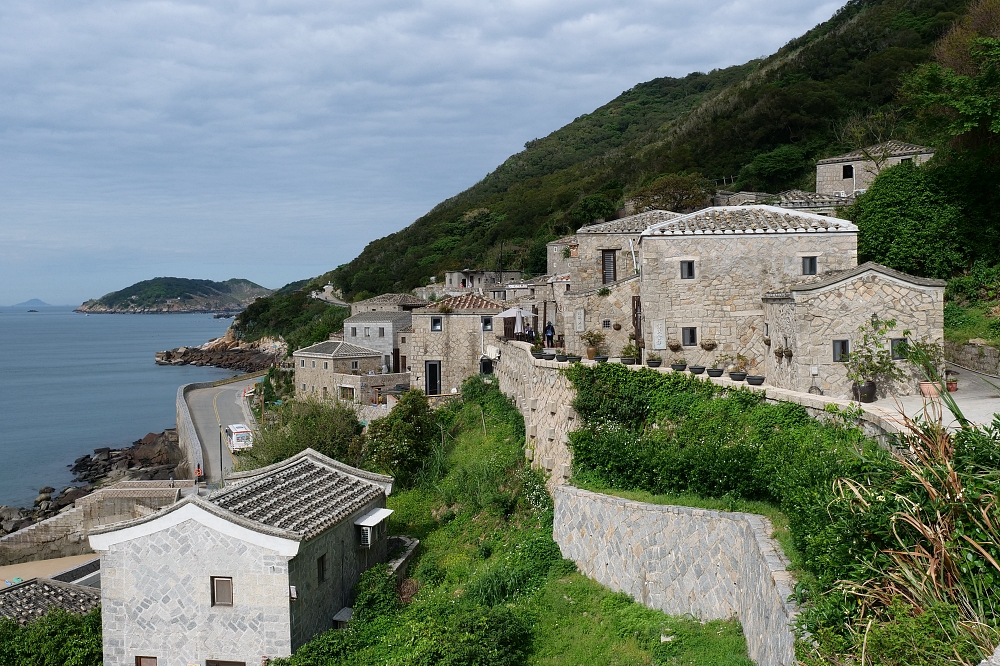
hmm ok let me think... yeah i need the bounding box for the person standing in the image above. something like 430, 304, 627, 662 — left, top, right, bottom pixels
524, 323, 534, 343
544, 321, 555, 347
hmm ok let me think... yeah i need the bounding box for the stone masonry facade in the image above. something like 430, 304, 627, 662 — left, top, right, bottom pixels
409, 301, 499, 395
100, 519, 293, 666
554, 486, 796, 666
559, 276, 640, 357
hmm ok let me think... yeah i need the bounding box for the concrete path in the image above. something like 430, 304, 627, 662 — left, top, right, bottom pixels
0, 553, 97, 584
186, 377, 258, 483
872, 364, 1000, 430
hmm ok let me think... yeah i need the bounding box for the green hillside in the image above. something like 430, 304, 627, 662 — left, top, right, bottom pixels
321, 0, 972, 299
77, 277, 273, 312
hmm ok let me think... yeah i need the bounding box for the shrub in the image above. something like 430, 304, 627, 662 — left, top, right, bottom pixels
0, 609, 103, 666
364, 390, 438, 486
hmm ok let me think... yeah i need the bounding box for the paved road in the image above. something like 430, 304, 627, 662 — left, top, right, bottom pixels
186, 377, 258, 482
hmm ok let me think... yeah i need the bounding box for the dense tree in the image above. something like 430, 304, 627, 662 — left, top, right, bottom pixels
363, 389, 437, 486
628, 173, 714, 212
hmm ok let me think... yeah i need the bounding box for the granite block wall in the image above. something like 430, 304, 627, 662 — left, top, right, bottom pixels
100, 519, 293, 666
409, 312, 495, 395
946, 340, 1000, 377
554, 486, 797, 666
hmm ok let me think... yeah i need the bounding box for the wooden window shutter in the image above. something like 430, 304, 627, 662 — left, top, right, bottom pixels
602, 250, 617, 284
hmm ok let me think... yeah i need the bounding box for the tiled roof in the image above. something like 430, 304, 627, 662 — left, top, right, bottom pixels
293, 340, 382, 358
427, 294, 503, 311
773, 190, 853, 207
547, 235, 578, 246
783, 261, 947, 292
578, 210, 683, 234
817, 141, 934, 164
354, 293, 428, 308
0, 579, 101, 625
345, 311, 412, 324
211, 449, 392, 540
641, 206, 857, 237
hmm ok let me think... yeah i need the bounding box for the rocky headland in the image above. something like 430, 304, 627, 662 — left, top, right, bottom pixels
0, 430, 184, 536
155, 329, 286, 372
75, 276, 272, 314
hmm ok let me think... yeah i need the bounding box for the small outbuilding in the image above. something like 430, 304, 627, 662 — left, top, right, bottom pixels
89, 449, 395, 666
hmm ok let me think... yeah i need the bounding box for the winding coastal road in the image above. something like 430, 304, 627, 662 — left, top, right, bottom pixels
186, 377, 258, 483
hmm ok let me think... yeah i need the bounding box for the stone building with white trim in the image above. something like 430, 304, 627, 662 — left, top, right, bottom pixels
89, 449, 394, 666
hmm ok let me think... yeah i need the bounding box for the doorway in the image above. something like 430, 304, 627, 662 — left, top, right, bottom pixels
425, 361, 441, 395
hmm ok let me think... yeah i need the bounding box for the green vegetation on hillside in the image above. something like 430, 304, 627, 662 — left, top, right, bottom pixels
0, 609, 103, 666
272, 377, 754, 666
321, 0, 974, 298
78, 276, 272, 311
233, 289, 349, 351
564, 362, 1000, 664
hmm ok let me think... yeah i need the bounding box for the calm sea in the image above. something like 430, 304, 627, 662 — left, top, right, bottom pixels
0, 307, 237, 507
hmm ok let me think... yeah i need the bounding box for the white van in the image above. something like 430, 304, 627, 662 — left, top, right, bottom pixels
225, 424, 253, 452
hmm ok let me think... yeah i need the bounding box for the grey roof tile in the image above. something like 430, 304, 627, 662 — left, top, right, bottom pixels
641, 205, 857, 237
784, 261, 947, 292
345, 311, 413, 324
353, 293, 428, 308
293, 340, 382, 358
0, 579, 101, 625
578, 210, 683, 234
817, 141, 934, 164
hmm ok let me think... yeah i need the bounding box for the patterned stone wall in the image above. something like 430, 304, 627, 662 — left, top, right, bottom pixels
294, 355, 382, 397
100, 519, 293, 666
288, 498, 386, 650
946, 340, 1000, 377
554, 486, 797, 666
558, 277, 640, 357
640, 233, 858, 372
573, 231, 643, 291
764, 273, 944, 398
816, 153, 932, 195
409, 312, 495, 395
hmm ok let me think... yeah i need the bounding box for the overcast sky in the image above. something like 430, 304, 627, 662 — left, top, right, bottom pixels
0, 0, 842, 305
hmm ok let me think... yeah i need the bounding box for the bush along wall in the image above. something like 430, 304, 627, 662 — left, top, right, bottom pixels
563, 363, 1000, 665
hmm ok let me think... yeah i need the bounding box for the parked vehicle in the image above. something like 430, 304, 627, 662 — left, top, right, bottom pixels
225, 424, 253, 452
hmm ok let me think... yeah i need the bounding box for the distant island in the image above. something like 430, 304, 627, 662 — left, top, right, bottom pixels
14, 299, 54, 308
75, 277, 273, 314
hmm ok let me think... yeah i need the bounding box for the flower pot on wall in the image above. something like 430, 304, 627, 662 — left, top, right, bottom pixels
667, 341, 682, 352
595, 356, 609, 363
853, 381, 877, 403
762, 337, 771, 346
555, 354, 568, 362
620, 357, 636, 365
688, 366, 706, 375
586, 346, 597, 360
728, 372, 747, 382
566, 355, 582, 363
646, 359, 662, 367
783, 349, 793, 359
746, 376, 766, 386
706, 368, 724, 377
700, 340, 718, 351
670, 363, 687, 371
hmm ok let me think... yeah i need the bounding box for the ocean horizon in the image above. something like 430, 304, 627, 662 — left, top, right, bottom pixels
0, 307, 237, 507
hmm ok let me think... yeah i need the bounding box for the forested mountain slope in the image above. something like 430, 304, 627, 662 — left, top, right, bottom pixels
76, 277, 272, 313
325, 0, 971, 299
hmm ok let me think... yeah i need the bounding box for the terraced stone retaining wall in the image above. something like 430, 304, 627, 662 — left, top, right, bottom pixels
554, 486, 797, 666
946, 340, 1000, 377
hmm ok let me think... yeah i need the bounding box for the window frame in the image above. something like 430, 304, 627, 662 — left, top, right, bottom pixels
843, 164, 854, 179
300, 359, 305, 367
891, 338, 909, 360
211, 576, 233, 607
833, 340, 850, 362
350, 327, 357, 337
135, 658, 158, 666
340, 386, 355, 401
601, 319, 611, 329
601, 249, 617, 284
681, 327, 698, 347
481, 316, 493, 332
680, 260, 695, 280
431, 317, 443, 332
350, 360, 359, 370
378, 327, 385, 337
323, 361, 328, 370
802, 256, 818, 276
317, 554, 326, 583
364, 327, 370, 337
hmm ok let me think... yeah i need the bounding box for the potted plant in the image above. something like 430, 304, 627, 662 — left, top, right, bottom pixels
619, 343, 640, 365
530, 343, 544, 359
706, 358, 724, 377
845, 316, 906, 403
901, 336, 945, 398
722, 353, 749, 381
670, 356, 687, 372
566, 353, 583, 363
688, 364, 706, 375
646, 352, 663, 368
595, 354, 609, 363
581, 330, 606, 361
555, 348, 568, 362
667, 340, 682, 352
946, 369, 958, 393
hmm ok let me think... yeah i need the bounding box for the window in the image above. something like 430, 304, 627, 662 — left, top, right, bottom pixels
300, 359, 305, 367
682, 327, 698, 346
311, 360, 315, 368
843, 164, 854, 179
891, 338, 909, 360
211, 577, 233, 606
340, 386, 355, 400
900, 157, 913, 163
680, 261, 695, 280
565, 284, 571, 292
301, 383, 306, 391
401, 336, 406, 344
602, 319, 611, 329
364, 327, 370, 337
431, 317, 443, 331
481, 316, 493, 332
764, 323, 770, 337
317, 555, 326, 583
802, 256, 817, 275
322, 387, 328, 398
379, 327, 385, 337
135, 658, 157, 666
602, 250, 617, 284
350, 360, 359, 370
323, 361, 328, 369
833, 340, 850, 362
351, 327, 357, 337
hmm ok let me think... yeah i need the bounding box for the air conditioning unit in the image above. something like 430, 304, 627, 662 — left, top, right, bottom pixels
360, 526, 372, 548
355, 507, 394, 550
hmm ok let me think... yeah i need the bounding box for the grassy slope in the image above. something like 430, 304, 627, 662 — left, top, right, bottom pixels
325, 0, 968, 298
278, 380, 754, 665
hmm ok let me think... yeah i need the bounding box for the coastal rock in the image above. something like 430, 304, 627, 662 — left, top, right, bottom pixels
33, 494, 51, 506
38, 486, 55, 495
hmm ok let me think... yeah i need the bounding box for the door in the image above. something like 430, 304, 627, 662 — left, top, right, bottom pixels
206, 661, 246, 666
392, 348, 400, 373
632, 295, 642, 345
503, 317, 515, 340
425, 361, 441, 395
602, 250, 617, 284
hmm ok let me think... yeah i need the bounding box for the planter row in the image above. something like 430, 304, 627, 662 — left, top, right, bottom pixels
529, 353, 765, 384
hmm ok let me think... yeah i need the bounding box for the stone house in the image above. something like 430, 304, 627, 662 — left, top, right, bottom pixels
639, 206, 860, 371
331, 371, 412, 406
89, 448, 394, 666
816, 140, 934, 196
292, 341, 383, 399
344, 310, 412, 372
443, 269, 522, 290
763, 263, 945, 397
407, 294, 502, 395
350, 293, 428, 316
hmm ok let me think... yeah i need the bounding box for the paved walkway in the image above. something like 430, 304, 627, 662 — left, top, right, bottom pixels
186, 377, 258, 483
887, 364, 1000, 429
0, 553, 97, 584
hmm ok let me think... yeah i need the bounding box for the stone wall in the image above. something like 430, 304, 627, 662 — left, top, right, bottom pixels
409, 311, 496, 395
177, 381, 213, 480
554, 486, 797, 666
573, 231, 643, 291
946, 340, 1000, 377
816, 153, 932, 195
100, 519, 293, 666
640, 232, 858, 372
559, 276, 639, 357
0, 484, 185, 566
288, 498, 386, 650
294, 355, 382, 397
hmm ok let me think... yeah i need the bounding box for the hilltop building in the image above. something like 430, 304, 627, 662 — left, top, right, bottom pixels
815, 141, 934, 196
292, 340, 409, 404
89, 449, 394, 666
350, 293, 428, 316
343, 310, 413, 372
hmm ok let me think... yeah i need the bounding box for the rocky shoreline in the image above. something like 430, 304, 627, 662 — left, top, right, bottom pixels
156, 328, 286, 373
0, 430, 184, 536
